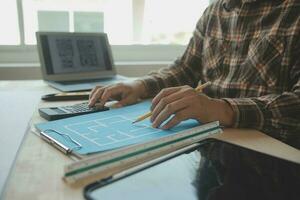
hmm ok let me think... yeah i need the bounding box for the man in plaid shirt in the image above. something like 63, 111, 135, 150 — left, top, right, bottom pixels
90, 0, 300, 149
90, 0, 300, 198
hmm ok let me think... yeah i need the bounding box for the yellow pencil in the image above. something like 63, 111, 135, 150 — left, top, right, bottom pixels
132, 81, 211, 124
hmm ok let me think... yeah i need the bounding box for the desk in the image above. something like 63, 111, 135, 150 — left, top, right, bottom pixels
1, 80, 300, 200
0, 81, 47, 195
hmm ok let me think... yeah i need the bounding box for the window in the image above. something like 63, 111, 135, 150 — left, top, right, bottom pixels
0, 0, 210, 63
22, 0, 133, 45
0, 0, 20, 45
142, 0, 208, 45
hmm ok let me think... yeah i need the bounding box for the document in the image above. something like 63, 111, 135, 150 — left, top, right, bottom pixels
35, 101, 204, 155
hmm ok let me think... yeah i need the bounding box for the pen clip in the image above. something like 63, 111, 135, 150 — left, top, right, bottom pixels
41, 129, 82, 154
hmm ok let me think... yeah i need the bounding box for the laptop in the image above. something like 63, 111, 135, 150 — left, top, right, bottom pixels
36, 32, 127, 92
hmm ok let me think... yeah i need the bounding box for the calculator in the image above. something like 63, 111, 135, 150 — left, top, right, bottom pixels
39, 102, 109, 121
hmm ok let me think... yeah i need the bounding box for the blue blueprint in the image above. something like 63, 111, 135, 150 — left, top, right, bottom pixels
35, 101, 200, 155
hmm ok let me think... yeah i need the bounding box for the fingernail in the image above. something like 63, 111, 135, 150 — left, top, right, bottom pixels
90, 100, 94, 105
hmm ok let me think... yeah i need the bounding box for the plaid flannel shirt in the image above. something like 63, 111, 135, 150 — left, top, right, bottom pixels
140, 0, 300, 148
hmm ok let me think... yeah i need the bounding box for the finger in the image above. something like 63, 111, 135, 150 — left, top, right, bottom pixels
89, 85, 103, 100
89, 87, 97, 100
117, 95, 136, 107
111, 95, 136, 108
89, 87, 105, 107
151, 87, 182, 110
161, 109, 190, 130
99, 85, 127, 106
151, 90, 189, 122
152, 98, 188, 128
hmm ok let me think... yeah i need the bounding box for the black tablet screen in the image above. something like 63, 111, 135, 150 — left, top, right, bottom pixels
84, 141, 300, 200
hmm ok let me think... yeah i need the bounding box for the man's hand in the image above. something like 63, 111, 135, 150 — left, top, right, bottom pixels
89, 81, 147, 108
150, 85, 235, 129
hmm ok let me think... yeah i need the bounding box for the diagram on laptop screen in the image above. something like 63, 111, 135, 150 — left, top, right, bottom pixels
35, 101, 199, 155
47, 35, 107, 74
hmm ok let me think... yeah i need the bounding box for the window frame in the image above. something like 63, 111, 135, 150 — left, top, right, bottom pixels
0, 44, 186, 64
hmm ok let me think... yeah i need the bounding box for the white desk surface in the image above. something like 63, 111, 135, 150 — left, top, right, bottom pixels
1, 80, 300, 200
0, 80, 50, 196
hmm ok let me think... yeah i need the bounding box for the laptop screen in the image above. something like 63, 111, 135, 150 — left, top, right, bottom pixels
39, 33, 113, 75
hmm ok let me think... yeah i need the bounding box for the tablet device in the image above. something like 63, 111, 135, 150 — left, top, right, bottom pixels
84, 141, 300, 200
84, 143, 204, 200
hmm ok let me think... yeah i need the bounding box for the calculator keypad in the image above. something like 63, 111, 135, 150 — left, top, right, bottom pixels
60, 102, 98, 113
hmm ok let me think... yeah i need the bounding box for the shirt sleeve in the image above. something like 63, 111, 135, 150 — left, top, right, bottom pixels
138, 7, 211, 97
223, 54, 300, 149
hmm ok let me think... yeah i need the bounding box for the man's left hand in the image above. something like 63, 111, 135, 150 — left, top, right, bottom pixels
150, 85, 235, 129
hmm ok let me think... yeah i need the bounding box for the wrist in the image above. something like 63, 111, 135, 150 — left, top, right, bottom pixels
210, 99, 235, 127
132, 80, 148, 99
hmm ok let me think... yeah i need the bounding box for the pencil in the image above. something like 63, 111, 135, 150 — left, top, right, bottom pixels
132, 81, 211, 124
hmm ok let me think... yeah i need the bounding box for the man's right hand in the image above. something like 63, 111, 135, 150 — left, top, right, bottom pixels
88, 81, 147, 108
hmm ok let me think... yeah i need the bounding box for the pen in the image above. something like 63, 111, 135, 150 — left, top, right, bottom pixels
55, 91, 90, 96
132, 81, 211, 124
